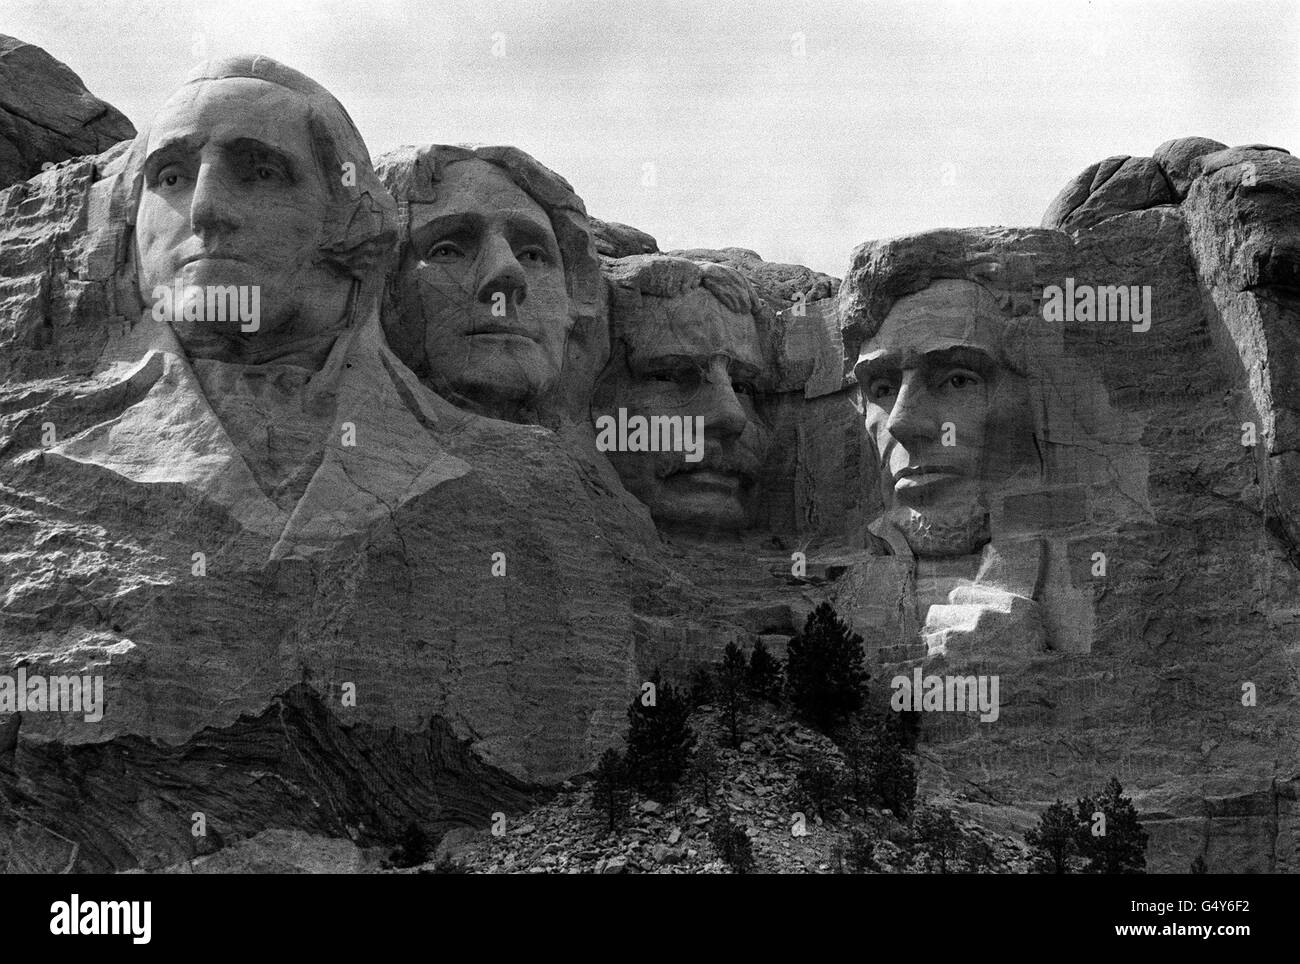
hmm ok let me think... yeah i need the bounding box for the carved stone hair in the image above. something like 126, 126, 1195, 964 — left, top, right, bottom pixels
375, 144, 601, 323
836, 227, 1075, 379
604, 254, 765, 327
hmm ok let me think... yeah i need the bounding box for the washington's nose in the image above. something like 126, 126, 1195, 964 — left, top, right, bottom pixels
885, 373, 939, 447
189, 163, 240, 237
476, 235, 528, 306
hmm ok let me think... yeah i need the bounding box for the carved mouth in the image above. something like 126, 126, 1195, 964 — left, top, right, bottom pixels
667, 469, 743, 495
892, 465, 964, 492
179, 252, 248, 267
466, 326, 537, 342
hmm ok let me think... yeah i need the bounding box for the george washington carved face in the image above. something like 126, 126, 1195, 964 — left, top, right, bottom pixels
134, 70, 368, 363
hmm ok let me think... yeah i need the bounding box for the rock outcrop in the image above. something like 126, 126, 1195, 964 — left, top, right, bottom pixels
0, 39, 1295, 874
0, 37, 134, 189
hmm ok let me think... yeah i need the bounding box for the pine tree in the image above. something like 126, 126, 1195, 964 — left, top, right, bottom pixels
687, 665, 716, 708
716, 642, 749, 749
1190, 854, 1208, 874
746, 639, 783, 703
792, 747, 843, 819
688, 737, 720, 810
960, 833, 997, 873
842, 716, 916, 820
1076, 777, 1149, 874
1025, 799, 1079, 874
591, 748, 632, 832
912, 804, 962, 873
625, 673, 696, 798
785, 602, 869, 732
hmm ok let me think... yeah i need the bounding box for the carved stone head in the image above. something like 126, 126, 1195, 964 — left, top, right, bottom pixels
851, 278, 1040, 556
376, 145, 602, 424
120, 55, 395, 365
594, 255, 773, 532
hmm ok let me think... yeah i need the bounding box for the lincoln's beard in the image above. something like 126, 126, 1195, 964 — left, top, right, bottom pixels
887, 504, 991, 558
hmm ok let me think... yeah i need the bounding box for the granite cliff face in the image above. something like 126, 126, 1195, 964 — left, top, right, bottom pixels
0, 45, 1295, 873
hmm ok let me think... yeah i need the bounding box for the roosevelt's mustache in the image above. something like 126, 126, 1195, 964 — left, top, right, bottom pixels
655, 441, 763, 482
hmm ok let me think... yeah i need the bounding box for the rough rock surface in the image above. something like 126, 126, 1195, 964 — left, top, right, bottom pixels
591, 218, 658, 259
0, 40, 1295, 877
0, 37, 134, 189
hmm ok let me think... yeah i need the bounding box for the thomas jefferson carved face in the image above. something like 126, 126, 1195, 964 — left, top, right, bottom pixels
134, 77, 352, 360
596, 279, 770, 532
394, 158, 571, 418
855, 279, 1039, 556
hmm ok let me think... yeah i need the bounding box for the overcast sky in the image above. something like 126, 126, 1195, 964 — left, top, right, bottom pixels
8, 0, 1296, 276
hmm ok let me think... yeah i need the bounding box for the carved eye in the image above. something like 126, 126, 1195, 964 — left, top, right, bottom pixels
255, 165, 278, 181
157, 166, 183, 189
649, 366, 696, 385
733, 380, 757, 397
868, 378, 897, 401
428, 242, 465, 260
945, 371, 980, 390
517, 247, 547, 264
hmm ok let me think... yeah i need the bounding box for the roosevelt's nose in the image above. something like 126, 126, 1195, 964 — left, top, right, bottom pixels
702, 359, 749, 441
476, 234, 528, 307
189, 162, 241, 238
884, 371, 940, 448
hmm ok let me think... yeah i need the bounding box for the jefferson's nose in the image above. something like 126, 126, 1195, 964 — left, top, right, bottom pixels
189, 163, 241, 237
476, 235, 527, 306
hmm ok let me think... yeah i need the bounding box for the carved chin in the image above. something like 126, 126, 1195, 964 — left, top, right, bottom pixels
645, 489, 748, 533
888, 506, 990, 558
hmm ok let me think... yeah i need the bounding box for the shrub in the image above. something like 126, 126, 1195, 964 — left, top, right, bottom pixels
839, 825, 878, 873
709, 815, 756, 874
386, 820, 430, 869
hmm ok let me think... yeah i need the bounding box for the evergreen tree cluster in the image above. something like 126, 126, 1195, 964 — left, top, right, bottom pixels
1024, 777, 1149, 874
